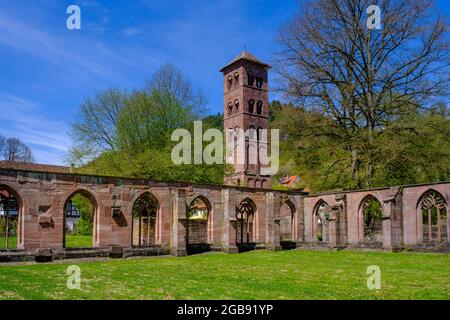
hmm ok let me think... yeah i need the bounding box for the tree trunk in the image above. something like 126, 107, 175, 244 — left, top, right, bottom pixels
351, 149, 360, 188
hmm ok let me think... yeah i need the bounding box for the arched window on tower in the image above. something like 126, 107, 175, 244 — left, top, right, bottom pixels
257, 127, 264, 142
256, 74, 263, 88
247, 126, 257, 168
256, 100, 263, 115
227, 102, 233, 116
248, 99, 255, 113
234, 72, 239, 86
227, 76, 233, 90
248, 126, 256, 140
261, 179, 267, 188
234, 100, 239, 112
248, 72, 254, 86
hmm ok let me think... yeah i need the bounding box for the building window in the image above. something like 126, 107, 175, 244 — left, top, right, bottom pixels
234, 72, 239, 86
0, 187, 20, 250
236, 198, 256, 244
256, 100, 262, 115
132, 192, 159, 247
261, 180, 267, 188
257, 127, 264, 141
234, 100, 239, 112
227, 76, 233, 90
228, 102, 233, 115
418, 190, 448, 243
248, 72, 254, 86
359, 195, 383, 243
256, 74, 263, 88
248, 126, 256, 140
65, 200, 80, 218
313, 200, 329, 242
248, 99, 255, 113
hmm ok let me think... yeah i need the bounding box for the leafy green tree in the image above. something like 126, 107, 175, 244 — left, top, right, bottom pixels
270, 101, 450, 193
68, 64, 229, 185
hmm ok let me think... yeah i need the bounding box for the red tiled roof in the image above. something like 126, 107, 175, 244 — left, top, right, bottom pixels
279, 175, 300, 188
220, 50, 270, 71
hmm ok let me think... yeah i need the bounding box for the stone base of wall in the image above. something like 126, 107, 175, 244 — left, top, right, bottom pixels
0, 246, 170, 263
280, 241, 297, 250
0, 250, 35, 263
402, 243, 450, 253
1, 242, 449, 263
125, 246, 169, 257
186, 243, 211, 255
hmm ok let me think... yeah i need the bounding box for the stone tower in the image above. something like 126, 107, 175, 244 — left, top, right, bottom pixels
220, 50, 271, 189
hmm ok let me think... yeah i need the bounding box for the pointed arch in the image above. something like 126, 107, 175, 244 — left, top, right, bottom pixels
0, 184, 24, 250
312, 199, 329, 243
417, 189, 448, 243
247, 72, 255, 86
131, 191, 160, 247
227, 102, 233, 116
357, 195, 383, 244
236, 198, 257, 245
234, 72, 239, 85
256, 100, 263, 114
280, 199, 296, 242
62, 187, 99, 248
186, 194, 214, 252
261, 179, 268, 189
248, 99, 255, 113
234, 99, 239, 112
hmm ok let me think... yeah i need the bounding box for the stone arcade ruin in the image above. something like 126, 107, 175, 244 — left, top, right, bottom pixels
0, 161, 448, 262
0, 51, 448, 261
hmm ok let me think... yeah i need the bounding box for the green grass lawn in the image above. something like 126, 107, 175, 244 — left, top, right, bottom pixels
0, 237, 17, 250
65, 235, 93, 248
0, 250, 449, 300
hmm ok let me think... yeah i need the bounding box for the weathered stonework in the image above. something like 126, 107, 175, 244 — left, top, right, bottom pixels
222, 51, 271, 188
0, 163, 448, 262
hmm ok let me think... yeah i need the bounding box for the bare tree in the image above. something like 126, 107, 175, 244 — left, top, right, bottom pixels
67, 88, 127, 165
146, 63, 207, 131
2, 137, 35, 163
276, 0, 449, 187
0, 134, 5, 156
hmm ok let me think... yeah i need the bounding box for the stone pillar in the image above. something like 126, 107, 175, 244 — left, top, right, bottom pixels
327, 220, 337, 248
170, 188, 187, 256
335, 194, 347, 245
327, 205, 341, 248
265, 192, 282, 251
221, 188, 238, 253
382, 197, 394, 250
294, 195, 304, 243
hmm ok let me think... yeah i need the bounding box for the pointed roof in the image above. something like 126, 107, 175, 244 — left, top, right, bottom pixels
220, 50, 270, 72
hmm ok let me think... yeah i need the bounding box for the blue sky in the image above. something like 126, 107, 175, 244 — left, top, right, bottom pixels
0, 0, 449, 165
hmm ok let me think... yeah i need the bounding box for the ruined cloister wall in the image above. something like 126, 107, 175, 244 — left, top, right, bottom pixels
0, 168, 305, 255
0, 166, 448, 258
304, 182, 450, 249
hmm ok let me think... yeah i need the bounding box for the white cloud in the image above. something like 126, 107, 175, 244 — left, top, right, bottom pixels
0, 93, 70, 165
0, 12, 117, 81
